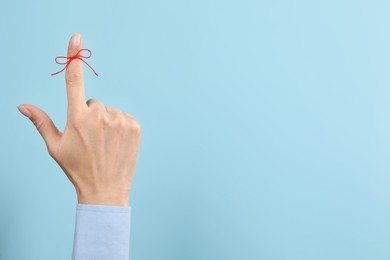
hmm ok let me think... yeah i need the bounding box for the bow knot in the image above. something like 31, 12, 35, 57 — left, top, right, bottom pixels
51, 48, 99, 76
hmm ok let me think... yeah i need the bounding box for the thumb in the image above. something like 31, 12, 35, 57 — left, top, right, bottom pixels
17, 104, 62, 157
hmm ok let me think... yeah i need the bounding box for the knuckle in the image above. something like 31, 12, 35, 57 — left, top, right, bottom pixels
115, 113, 127, 123
123, 113, 141, 135
108, 106, 121, 115
102, 119, 110, 128
130, 120, 142, 135
66, 72, 82, 85
101, 113, 111, 126
34, 119, 45, 132
119, 116, 128, 127
111, 113, 125, 127
124, 112, 135, 120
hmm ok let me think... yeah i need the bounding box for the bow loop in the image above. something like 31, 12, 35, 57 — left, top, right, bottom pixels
54, 56, 69, 65
75, 48, 92, 59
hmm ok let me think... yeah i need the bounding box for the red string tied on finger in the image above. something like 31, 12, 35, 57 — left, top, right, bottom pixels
51, 48, 99, 76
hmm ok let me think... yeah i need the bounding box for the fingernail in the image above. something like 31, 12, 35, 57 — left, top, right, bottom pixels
17, 105, 31, 118
72, 33, 81, 46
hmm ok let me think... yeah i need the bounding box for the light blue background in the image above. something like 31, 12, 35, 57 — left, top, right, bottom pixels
1, 0, 390, 259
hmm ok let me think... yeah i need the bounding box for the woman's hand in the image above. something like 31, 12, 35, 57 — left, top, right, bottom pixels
17, 33, 141, 206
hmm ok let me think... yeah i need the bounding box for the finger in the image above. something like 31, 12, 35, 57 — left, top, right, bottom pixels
86, 98, 106, 111
106, 106, 122, 115
17, 104, 62, 157
66, 33, 86, 116
123, 112, 136, 120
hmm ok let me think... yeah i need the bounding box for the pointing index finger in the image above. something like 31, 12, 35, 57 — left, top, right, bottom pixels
66, 33, 86, 116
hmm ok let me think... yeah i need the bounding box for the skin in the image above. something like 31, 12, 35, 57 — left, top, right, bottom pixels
17, 33, 141, 206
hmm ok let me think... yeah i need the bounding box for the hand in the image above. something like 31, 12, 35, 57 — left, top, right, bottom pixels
17, 33, 142, 206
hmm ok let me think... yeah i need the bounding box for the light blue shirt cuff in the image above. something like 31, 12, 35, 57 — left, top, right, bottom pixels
72, 204, 131, 260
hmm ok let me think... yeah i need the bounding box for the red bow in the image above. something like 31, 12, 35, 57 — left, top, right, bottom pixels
51, 48, 99, 76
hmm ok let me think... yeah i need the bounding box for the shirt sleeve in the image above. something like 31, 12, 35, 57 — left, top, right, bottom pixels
72, 204, 131, 260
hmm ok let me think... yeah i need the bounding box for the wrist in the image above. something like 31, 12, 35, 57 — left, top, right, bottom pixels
77, 190, 130, 207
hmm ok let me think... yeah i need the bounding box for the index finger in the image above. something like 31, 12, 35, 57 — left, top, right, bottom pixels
65, 33, 86, 116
